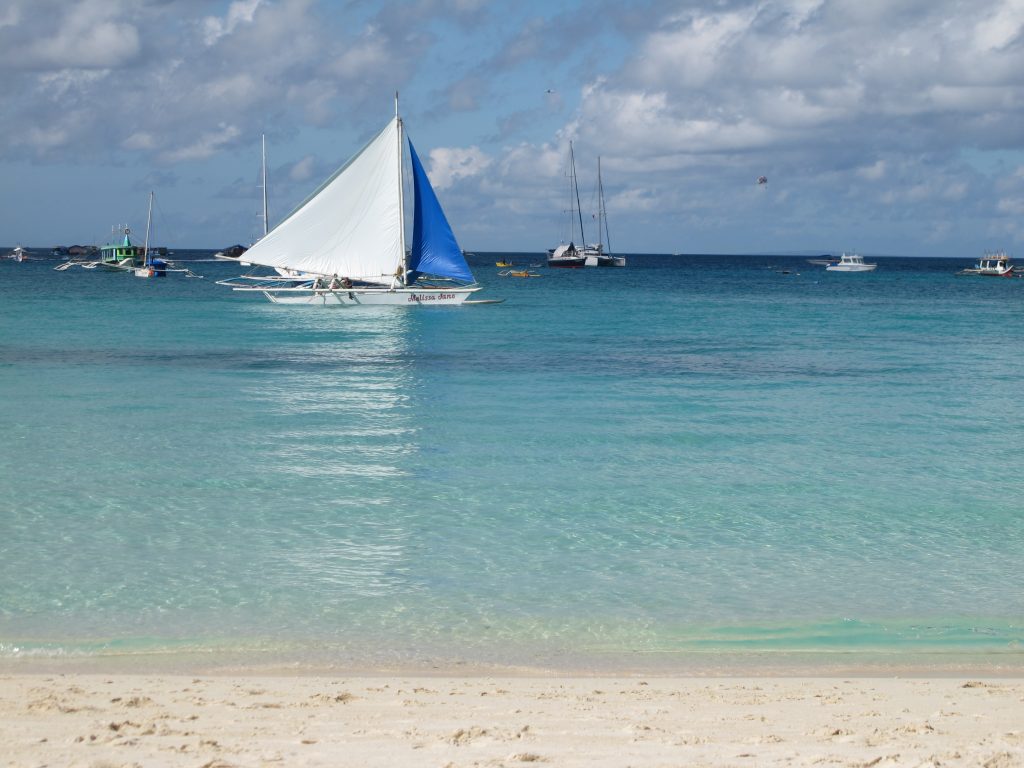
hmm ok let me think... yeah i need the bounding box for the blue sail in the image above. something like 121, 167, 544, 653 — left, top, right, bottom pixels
407, 139, 474, 284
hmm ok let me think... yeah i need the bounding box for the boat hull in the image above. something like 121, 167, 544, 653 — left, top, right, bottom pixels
977, 268, 1015, 277
262, 286, 481, 306
826, 264, 876, 272
547, 257, 586, 268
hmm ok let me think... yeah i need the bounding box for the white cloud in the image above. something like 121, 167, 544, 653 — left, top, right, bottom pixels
289, 155, 316, 182
428, 146, 492, 190
974, 0, 1024, 50
160, 124, 242, 163
123, 132, 156, 151
202, 0, 264, 46
997, 196, 1024, 216
857, 160, 886, 181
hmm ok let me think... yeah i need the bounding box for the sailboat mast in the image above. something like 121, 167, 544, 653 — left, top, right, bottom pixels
261, 134, 269, 237
597, 156, 603, 252
143, 190, 153, 265
598, 156, 611, 256
570, 141, 586, 245
396, 92, 408, 285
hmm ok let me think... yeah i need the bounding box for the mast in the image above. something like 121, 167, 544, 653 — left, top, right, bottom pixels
570, 141, 586, 246
596, 156, 603, 252
396, 91, 407, 285
598, 156, 611, 256
143, 191, 153, 265
261, 134, 269, 237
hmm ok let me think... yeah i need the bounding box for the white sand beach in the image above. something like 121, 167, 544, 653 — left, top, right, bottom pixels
2, 673, 1022, 767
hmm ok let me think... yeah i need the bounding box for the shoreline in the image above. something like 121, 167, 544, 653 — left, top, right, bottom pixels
3, 672, 1021, 767
3, 648, 1023, 678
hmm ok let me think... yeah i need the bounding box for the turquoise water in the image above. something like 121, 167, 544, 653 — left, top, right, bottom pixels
1, 253, 1022, 670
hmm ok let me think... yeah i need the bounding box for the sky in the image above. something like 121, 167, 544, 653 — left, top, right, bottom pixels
2, 0, 1024, 256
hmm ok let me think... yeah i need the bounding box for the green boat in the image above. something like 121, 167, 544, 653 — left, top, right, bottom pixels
97, 228, 146, 271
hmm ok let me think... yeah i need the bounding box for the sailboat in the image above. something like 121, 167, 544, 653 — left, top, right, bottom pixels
547, 141, 587, 268
223, 97, 484, 305
133, 192, 167, 277
583, 157, 624, 267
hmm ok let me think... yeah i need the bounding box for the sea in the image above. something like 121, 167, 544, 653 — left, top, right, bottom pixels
1, 251, 1022, 673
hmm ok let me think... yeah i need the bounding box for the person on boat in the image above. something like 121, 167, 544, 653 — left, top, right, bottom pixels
340, 277, 352, 289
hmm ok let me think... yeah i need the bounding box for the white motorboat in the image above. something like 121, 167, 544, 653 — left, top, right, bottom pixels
957, 250, 1014, 277
825, 253, 877, 272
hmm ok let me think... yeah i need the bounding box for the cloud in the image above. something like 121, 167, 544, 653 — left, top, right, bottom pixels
856, 160, 887, 181
159, 124, 242, 163
289, 155, 316, 182
0, 0, 141, 72
0, 0, 434, 162
202, 0, 264, 46
428, 146, 492, 189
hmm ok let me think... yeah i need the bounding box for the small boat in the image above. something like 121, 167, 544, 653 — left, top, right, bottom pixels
220, 96, 486, 306
495, 259, 514, 267
825, 253, 877, 272
957, 250, 1015, 277
499, 269, 541, 278
5, 246, 28, 262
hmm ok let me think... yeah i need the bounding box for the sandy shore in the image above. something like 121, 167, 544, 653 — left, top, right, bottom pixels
1, 674, 1022, 767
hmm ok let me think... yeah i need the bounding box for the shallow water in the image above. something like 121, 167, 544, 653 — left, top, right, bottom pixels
1, 253, 1022, 670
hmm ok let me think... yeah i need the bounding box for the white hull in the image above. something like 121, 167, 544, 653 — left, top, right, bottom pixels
826, 263, 876, 272
261, 285, 481, 306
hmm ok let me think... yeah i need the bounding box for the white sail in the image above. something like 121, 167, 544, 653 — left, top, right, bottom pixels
241, 118, 403, 280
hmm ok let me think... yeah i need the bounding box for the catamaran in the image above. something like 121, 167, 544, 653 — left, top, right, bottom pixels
221, 98, 487, 306
547, 141, 588, 268
583, 157, 624, 267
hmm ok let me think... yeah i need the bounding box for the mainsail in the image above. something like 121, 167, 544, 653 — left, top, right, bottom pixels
407, 139, 474, 283
241, 118, 404, 280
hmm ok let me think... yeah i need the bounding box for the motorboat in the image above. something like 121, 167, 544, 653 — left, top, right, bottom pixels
825, 253, 877, 272
957, 251, 1015, 277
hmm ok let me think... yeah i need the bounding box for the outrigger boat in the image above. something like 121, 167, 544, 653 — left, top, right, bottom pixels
54, 193, 201, 278
957, 250, 1016, 277
219, 96, 493, 306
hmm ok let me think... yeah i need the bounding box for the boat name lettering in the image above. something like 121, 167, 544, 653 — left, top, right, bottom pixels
408, 293, 456, 302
